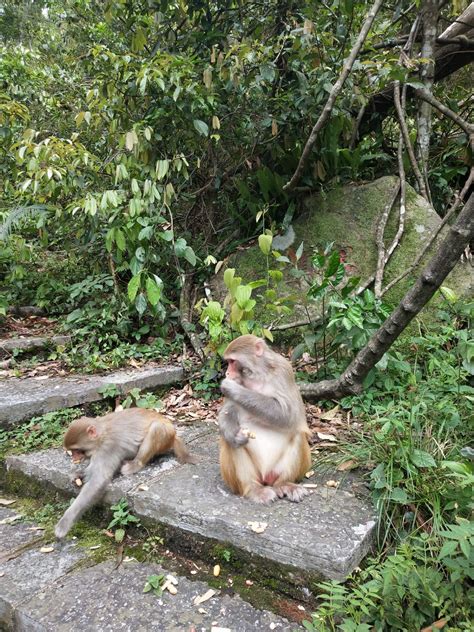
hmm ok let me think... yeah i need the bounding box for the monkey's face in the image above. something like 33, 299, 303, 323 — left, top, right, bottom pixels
225, 355, 254, 387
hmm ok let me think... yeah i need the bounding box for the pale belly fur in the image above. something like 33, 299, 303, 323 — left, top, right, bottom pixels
243, 419, 289, 476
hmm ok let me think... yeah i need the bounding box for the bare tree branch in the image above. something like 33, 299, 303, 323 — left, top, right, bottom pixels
283, 0, 384, 191
381, 168, 474, 296
394, 79, 429, 199
414, 87, 474, 137
299, 192, 474, 401
374, 181, 401, 297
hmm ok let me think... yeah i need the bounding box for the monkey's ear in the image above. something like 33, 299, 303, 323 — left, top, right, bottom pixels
86, 425, 98, 439
254, 339, 265, 357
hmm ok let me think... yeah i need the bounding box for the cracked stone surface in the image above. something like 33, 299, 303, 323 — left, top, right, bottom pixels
0, 365, 184, 427
6, 426, 376, 581
0, 335, 71, 355
0, 508, 297, 631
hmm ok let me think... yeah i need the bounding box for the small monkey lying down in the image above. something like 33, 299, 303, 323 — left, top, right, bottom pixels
55, 409, 195, 540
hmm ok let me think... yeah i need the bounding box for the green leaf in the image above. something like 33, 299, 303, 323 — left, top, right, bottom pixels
411, 449, 436, 468
390, 487, 409, 503
439, 540, 458, 559
146, 277, 162, 306
234, 285, 252, 308
115, 528, 125, 543
223, 268, 235, 289
184, 246, 197, 266
193, 119, 209, 137
127, 275, 141, 302
155, 159, 169, 181
115, 229, 126, 252
135, 292, 147, 316
258, 233, 272, 255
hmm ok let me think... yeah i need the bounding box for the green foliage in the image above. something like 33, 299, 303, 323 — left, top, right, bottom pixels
108, 498, 141, 543
0, 407, 83, 455
143, 574, 165, 596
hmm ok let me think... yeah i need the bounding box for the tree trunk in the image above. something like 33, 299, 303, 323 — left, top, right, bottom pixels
299, 193, 474, 401
416, 0, 438, 196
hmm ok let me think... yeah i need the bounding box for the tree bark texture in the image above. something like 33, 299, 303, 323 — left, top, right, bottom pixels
299, 193, 474, 401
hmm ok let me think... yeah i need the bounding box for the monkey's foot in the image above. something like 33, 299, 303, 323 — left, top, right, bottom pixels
246, 485, 278, 504
120, 460, 144, 476
275, 483, 308, 503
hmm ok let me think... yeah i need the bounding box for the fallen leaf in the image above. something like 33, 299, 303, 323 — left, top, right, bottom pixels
0, 498, 16, 506
248, 521, 268, 534
337, 459, 357, 471
325, 480, 339, 488
193, 589, 217, 605
316, 432, 337, 442
166, 574, 178, 585
304, 470, 315, 478
40, 546, 54, 553
213, 564, 220, 577
320, 405, 340, 420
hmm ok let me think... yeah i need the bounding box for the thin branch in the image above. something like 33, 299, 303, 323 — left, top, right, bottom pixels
385, 132, 407, 264
381, 168, 474, 296
394, 80, 429, 199
283, 0, 384, 191
413, 87, 474, 137
374, 182, 401, 297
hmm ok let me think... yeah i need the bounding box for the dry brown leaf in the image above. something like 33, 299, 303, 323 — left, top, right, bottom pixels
247, 521, 268, 534
40, 546, 54, 553
316, 432, 337, 442
213, 564, 220, 577
0, 498, 16, 506
320, 405, 340, 420
337, 459, 357, 471
420, 620, 447, 632
193, 589, 217, 605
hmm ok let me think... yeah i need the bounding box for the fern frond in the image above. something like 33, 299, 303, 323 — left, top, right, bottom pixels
0, 205, 50, 240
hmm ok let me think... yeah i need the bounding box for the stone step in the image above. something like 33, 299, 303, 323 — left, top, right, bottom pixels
0, 335, 71, 357
0, 506, 297, 631
5, 425, 376, 582
0, 365, 184, 427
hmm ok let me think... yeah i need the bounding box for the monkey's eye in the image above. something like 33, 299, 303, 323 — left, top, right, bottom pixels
241, 367, 252, 377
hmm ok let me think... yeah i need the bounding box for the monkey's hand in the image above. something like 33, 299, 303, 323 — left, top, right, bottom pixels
55, 516, 70, 540
220, 377, 247, 400
220, 422, 249, 448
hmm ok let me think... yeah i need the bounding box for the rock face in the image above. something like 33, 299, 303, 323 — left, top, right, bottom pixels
5, 425, 376, 582
213, 176, 472, 313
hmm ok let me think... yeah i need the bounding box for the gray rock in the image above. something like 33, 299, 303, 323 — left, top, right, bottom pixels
0, 335, 71, 357
0, 365, 184, 427
13, 561, 297, 631
0, 507, 44, 557
6, 426, 376, 581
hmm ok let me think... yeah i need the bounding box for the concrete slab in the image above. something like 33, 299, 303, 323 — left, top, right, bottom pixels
0, 506, 44, 557
0, 365, 184, 427
0, 510, 86, 629
13, 560, 296, 631
6, 426, 376, 581
0, 335, 71, 356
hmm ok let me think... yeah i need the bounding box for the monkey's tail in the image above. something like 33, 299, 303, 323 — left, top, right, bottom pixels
173, 436, 198, 464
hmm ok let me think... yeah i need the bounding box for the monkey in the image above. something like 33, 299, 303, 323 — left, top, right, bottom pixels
54, 408, 195, 539
218, 334, 312, 505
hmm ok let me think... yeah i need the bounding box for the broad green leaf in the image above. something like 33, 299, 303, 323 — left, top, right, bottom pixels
258, 233, 272, 255
193, 119, 209, 137
390, 488, 409, 503
127, 275, 141, 302
155, 159, 169, 180
115, 229, 126, 252
135, 292, 147, 315
184, 246, 196, 266
146, 277, 161, 306
438, 539, 458, 559
411, 449, 437, 468
234, 285, 252, 308
223, 268, 235, 289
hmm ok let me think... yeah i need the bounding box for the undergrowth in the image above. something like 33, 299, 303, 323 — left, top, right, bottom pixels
304, 312, 474, 631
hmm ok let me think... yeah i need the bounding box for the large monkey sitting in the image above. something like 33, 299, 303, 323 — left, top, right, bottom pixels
55, 409, 194, 539
219, 334, 312, 504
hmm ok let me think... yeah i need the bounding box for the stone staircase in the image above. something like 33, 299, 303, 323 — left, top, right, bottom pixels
0, 342, 377, 630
